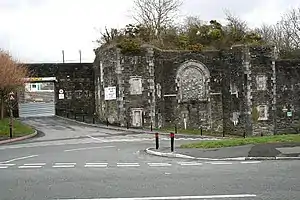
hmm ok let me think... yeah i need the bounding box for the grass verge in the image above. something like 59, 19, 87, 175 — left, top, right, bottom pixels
180, 134, 300, 149
0, 118, 35, 140
154, 127, 227, 137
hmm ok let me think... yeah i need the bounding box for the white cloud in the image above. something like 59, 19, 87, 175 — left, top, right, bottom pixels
0, 0, 300, 63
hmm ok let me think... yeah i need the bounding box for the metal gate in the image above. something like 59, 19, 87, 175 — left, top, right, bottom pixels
18, 81, 55, 118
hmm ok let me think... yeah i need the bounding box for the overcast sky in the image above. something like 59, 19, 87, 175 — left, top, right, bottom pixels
0, 0, 299, 63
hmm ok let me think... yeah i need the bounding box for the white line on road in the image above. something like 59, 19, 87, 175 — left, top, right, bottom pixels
64, 146, 115, 152
84, 165, 107, 168
0, 166, 8, 169
240, 161, 261, 164
24, 163, 46, 166
148, 163, 172, 167
206, 162, 233, 165
0, 164, 15, 166
178, 162, 203, 166
87, 135, 103, 141
53, 165, 75, 168
0, 155, 38, 164
117, 163, 140, 167
54, 163, 76, 165
86, 163, 108, 165
18, 165, 42, 169
59, 194, 257, 199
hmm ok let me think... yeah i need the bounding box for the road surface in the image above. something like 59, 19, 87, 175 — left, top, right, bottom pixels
0, 117, 299, 200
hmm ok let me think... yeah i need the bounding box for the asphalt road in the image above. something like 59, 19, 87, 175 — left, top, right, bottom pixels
0, 117, 299, 200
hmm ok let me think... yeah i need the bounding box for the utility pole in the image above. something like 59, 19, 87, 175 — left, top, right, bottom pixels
62, 50, 65, 63
79, 50, 82, 63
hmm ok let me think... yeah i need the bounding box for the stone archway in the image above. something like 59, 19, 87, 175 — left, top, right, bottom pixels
175, 60, 211, 129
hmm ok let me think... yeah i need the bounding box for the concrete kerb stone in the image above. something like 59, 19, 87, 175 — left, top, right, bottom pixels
145, 148, 196, 159
0, 130, 38, 145
145, 147, 300, 161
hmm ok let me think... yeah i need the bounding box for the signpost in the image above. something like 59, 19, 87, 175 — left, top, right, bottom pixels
104, 86, 116, 126
104, 87, 116, 100
58, 89, 64, 100
9, 92, 14, 138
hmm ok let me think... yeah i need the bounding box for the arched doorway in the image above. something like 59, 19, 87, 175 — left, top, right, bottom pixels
176, 61, 211, 129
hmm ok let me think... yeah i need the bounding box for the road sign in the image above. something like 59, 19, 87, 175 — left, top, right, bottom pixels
59, 89, 64, 94
104, 86, 116, 100
9, 92, 14, 100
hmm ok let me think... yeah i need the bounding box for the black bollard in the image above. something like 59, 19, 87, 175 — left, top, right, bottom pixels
150, 122, 153, 132
243, 131, 246, 138
92, 117, 95, 124
170, 132, 175, 152
74, 113, 77, 120
200, 127, 203, 136
106, 118, 109, 126
126, 121, 129, 129
223, 131, 225, 137
155, 133, 159, 149
82, 115, 85, 122
175, 124, 177, 134
9, 122, 13, 139
67, 112, 69, 118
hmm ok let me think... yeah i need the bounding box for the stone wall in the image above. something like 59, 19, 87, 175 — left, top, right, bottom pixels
23, 63, 95, 117
94, 44, 300, 136
275, 60, 300, 134
94, 47, 156, 127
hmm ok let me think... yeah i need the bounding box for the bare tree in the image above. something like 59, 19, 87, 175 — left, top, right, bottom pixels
132, 0, 183, 43
223, 10, 248, 43
280, 8, 300, 50
0, 50, 29, 119
255, 8, 300, 58
96, 27, 124, 45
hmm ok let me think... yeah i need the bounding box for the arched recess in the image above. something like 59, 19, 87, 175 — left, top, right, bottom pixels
176, 60, 210, 103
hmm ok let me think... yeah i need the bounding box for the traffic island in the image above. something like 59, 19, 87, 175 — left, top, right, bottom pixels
0, 118, 36, 144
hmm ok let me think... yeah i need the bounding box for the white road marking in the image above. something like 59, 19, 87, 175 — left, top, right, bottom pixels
148, 163, 172, 167
240, 161, 261, 164
18, 165, 42, 169
54, 163, 76, 165
206, 162, 233, 165
86, 163, 108, 165
60, 193, 257, 199
117, 163, 140, 167
0, 164, 15, 166
0, 166, 8, 169
85, 164, 107, 168
53, 165, 75, 168
0, 155, 38, 164
64, 146, 115, 152
53, 163, 76, 168
178, 162, 203, 166
24, 163, 46, 166
87, 135, 103, 141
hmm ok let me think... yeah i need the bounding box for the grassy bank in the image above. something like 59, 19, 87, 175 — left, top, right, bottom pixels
0, 118, 35, 139
181, 134, 300, 149
155, 127, 226, 137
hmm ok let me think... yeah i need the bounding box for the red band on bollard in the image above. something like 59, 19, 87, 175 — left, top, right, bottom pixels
170, 132, 175, 138
155, 133, 159, 138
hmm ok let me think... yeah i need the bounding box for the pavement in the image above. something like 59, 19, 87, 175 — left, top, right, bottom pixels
0, 116, 299, 200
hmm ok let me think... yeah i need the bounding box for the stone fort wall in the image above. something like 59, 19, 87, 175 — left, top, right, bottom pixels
94, 44, 300, 136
